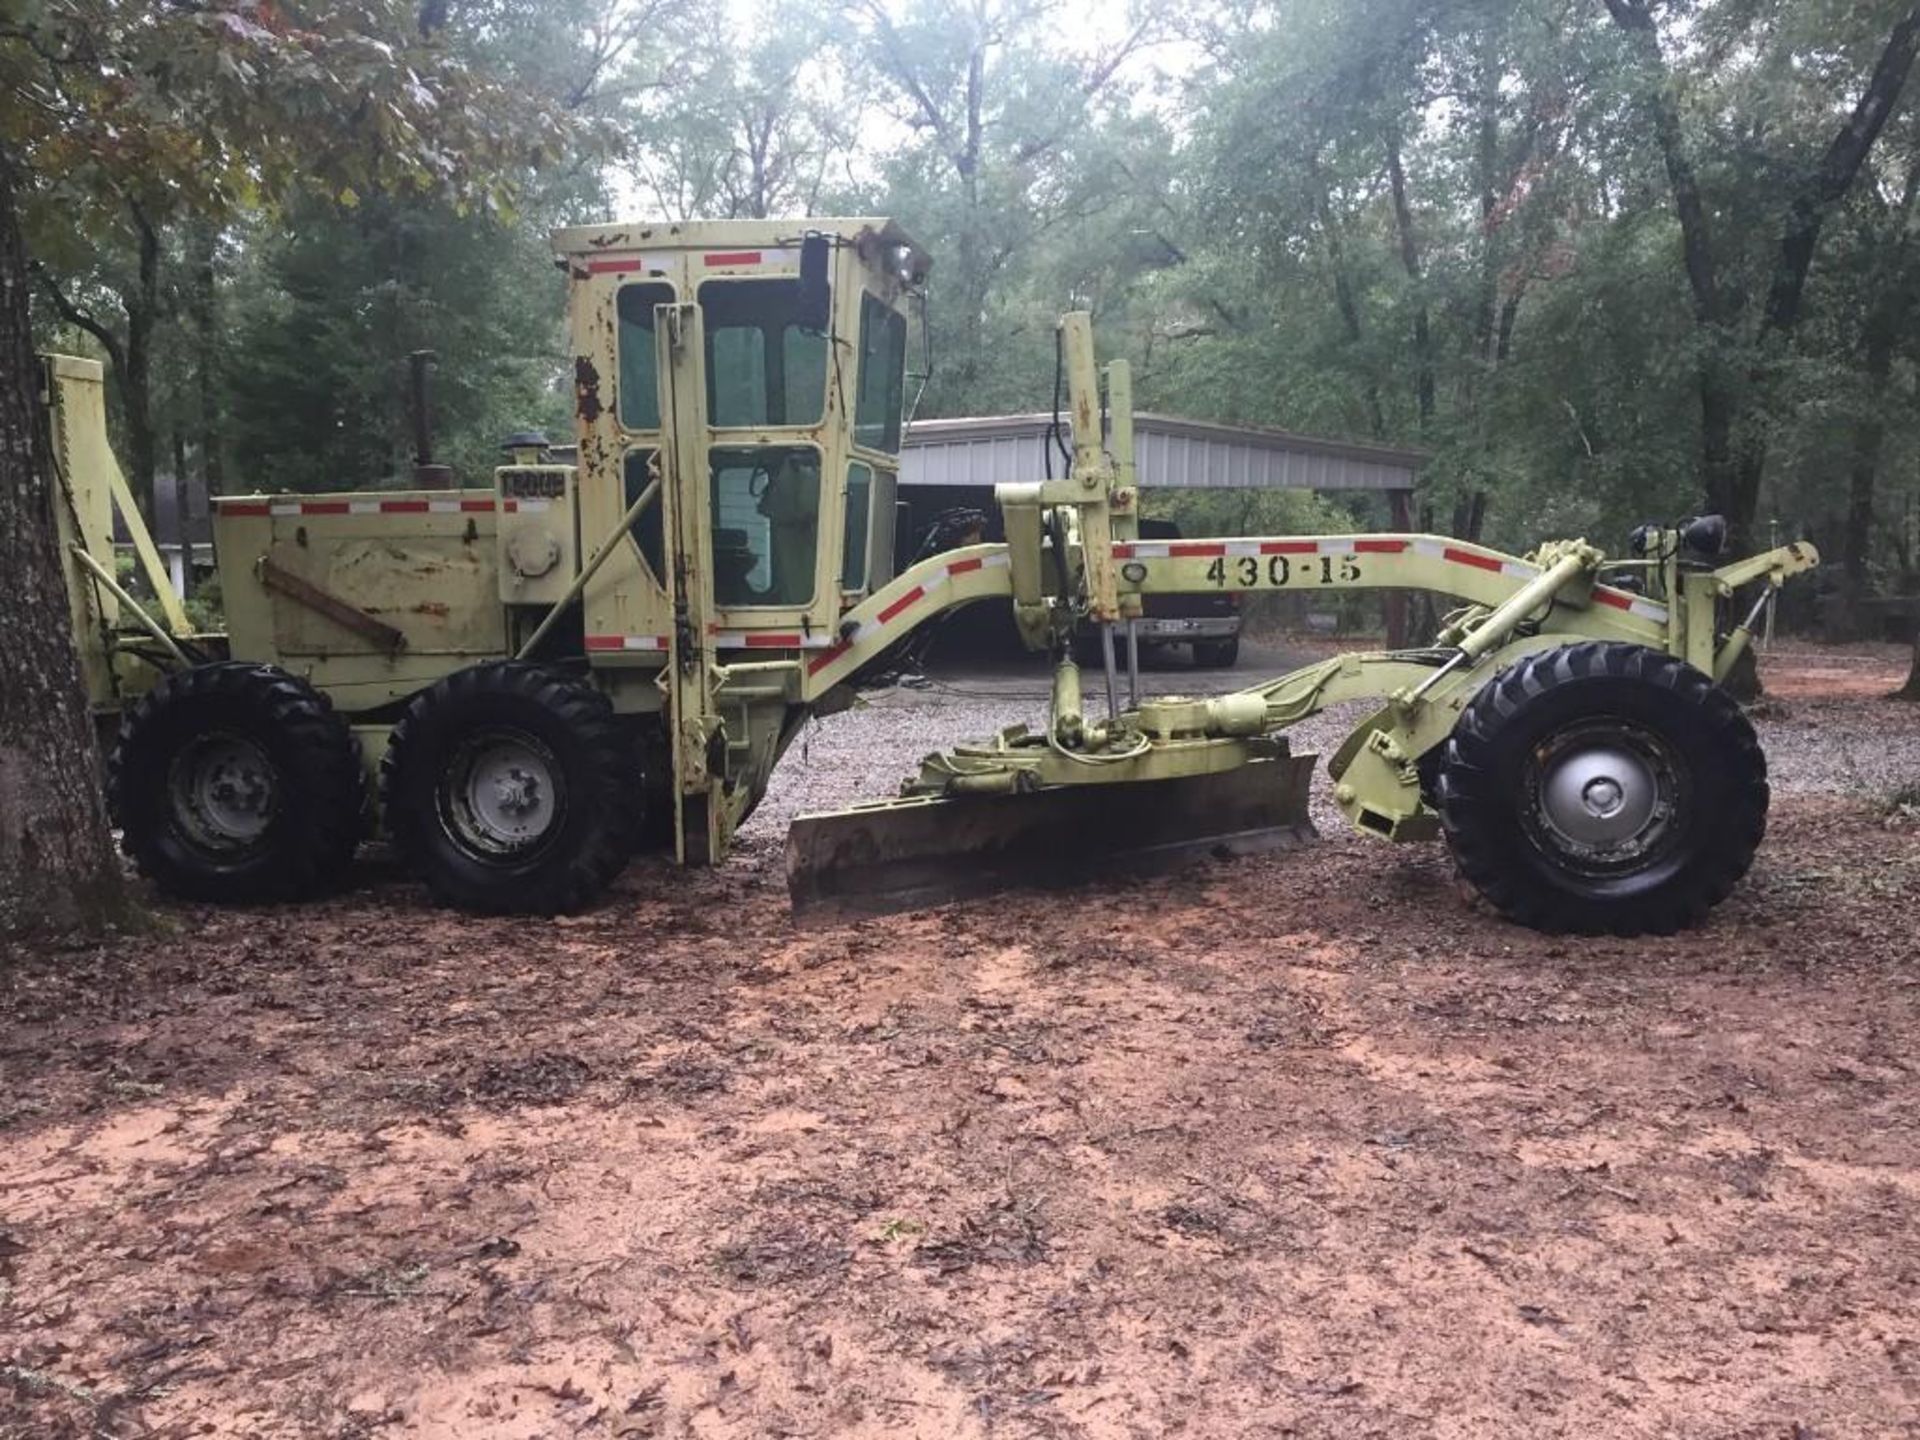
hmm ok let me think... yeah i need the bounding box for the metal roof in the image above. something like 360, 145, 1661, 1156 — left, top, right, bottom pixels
901, 413, 1423, 491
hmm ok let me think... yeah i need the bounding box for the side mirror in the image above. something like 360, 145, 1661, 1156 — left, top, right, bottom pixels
797, 232, 831, 333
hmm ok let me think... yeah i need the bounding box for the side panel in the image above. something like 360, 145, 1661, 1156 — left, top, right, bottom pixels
213, 491, 506, 709
495, 465, 579, 607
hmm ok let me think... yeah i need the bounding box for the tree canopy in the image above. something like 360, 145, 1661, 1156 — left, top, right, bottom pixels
12, 0, 1920, 594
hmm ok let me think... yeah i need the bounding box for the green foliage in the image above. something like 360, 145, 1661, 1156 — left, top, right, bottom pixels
5, 1, 569, 225
845, 0, 1180, 415
627, 0, 862, 218
224, 194, 571, 491
8, 0, 1919, 600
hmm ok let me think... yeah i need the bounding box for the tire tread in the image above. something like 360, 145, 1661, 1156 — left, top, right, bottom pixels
107, 662, 364, 902
1437, 642, 1768, 936
380, 661, 637, 915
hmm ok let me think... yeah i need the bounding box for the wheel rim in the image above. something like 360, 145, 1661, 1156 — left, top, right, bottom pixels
1522, 720, 1682, 875
440, 728, 566, 858
168, 732, 278, 851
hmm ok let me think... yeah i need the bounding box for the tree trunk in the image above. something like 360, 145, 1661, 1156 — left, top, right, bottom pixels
0, 151, 137, 945
1308, 163, 1385, 438
1728, 7, 1920, 554
1611, 1, 1920, 549
120, 203, 162, 519
1473, 31, 1503, 366
1762, 4, 1920, 337
189, 220, 224, 496
1385, 126, 1435, 431
1844, 318, 1896, 591
1605, 0, 1744, 530
1699, 352, 1743, 536
1845, 158, 1920, 593
1898, 638, 1920, 701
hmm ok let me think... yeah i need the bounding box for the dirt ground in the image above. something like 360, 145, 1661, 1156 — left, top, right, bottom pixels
4, 646, 1919, 1440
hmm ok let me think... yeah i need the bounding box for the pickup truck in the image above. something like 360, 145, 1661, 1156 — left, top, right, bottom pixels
1075, 518, 1242, 667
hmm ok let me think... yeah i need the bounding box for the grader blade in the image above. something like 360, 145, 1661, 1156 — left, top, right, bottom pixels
786, 752, 1317, 919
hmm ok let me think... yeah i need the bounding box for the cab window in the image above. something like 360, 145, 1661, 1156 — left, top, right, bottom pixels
854, 294, 907, 452
624, 448, 664, 582
711, 445, 820, 607
616, 283, 675, 430
841, 462, 872, 591
701, 279, 827, 428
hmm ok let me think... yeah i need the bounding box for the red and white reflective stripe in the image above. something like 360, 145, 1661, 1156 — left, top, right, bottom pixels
702, 248, 799, 268
1407, 537, 1536, 581
500, 498, 553, 514
215, 496, 495, 518
584, 254, 658, 276
1113, 537, 1412, 561
807, 551, 1013, 675
708, 629, 837, 650
1593, 587, 1670, 623
585, 634, 669, 653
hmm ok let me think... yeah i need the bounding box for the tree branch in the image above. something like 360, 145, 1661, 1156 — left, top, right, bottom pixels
1764, 3, 1920, 333
853, 0, 956, 161
33, 265, 126, 376
1602, 0, 1722, 325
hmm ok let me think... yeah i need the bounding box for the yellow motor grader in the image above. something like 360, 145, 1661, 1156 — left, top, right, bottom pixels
45, 217, 1817, 934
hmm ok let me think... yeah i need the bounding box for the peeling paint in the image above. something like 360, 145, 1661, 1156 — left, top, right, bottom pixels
574, 356, 604, 424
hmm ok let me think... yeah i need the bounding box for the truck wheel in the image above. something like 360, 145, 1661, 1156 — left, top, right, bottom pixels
381, 662, 638, 914
107, 662, 364, 902
1194, 637, 1240, 668
1436, 641, 1768, 936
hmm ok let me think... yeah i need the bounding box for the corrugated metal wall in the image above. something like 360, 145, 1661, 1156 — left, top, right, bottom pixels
900, 414, 1421, 492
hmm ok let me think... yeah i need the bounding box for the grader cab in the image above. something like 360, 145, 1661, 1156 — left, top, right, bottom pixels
47, 216, 1819, 935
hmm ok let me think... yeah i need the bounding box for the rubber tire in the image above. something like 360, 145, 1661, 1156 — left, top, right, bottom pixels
107, 662, 364, 903
1194, 637, 1240, 668
1436, 641, 1768, 936
382, 662, 638, 914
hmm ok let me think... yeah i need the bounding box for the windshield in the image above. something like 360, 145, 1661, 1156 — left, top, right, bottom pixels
700, 279, 827, 428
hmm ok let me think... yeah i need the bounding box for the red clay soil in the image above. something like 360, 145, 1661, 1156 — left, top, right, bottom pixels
4, 654, 1919, 1439
1760, 642, 1917, 702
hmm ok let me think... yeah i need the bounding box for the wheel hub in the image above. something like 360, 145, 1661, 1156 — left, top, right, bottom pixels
448, 733, 563, 854
171, 735, 277, 848
1528, 726, 1677, 869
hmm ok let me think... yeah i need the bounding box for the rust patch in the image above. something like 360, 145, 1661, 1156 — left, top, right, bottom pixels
413, 601, 451, 618
574, 355, 604, 424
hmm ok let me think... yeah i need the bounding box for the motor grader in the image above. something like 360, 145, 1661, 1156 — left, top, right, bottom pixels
44, 216, 1817, 935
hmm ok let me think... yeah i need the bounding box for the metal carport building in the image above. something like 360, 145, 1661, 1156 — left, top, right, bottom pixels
901, 412, 1424, 505
898, 412, 1426, 646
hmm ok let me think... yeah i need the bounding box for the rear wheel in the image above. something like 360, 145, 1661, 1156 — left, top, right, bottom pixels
107, 662, 364, 902
381, 662, 639, 914
1436, 642, 1768, 935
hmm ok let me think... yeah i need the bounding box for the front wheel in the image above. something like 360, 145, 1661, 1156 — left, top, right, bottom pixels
1436, 642, 1768, 936
381, 662, 640, 914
